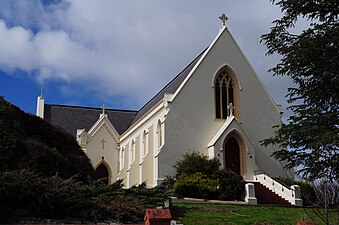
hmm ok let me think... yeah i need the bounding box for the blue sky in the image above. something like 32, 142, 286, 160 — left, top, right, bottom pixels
0, 0, 292, 118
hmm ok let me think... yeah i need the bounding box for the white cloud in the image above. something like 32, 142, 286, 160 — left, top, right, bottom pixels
0, 0, 293, 110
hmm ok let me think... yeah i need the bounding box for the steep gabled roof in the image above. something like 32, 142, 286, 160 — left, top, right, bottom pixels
44, 104, 137, 136
130, 48, 207, 126
42, 49, 206, 136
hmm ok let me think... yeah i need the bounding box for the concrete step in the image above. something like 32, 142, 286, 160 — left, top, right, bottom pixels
251, 182, 290, 205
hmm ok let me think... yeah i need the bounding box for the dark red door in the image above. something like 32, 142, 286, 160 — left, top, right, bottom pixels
96, 163, 109, 184
225, 137, 240, 175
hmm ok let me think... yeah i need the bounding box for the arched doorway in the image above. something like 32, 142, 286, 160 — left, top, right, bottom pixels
95, 163, 110, 184
224, 137, 241, 175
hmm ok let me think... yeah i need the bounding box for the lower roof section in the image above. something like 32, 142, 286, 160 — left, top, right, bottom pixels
44, 104, 137, 136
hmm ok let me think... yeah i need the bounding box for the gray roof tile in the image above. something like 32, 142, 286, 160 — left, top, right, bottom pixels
44, 48, 206, 136
44, 104, 137, 136
130, 49, 206, 125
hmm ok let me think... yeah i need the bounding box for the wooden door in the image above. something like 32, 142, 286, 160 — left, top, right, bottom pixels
225, 137, 240, 175
96, 163, 109, 184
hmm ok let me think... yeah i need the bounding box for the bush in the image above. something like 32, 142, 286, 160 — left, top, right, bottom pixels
0, 170, 169, 224
0, 170, 92, 221
218, 170, 245, 201
174, 151, 220, 179
158, 175, 176, 196
172, 151, 245, 201
0, 97, 95, 182
85, 181, 168, 223
173, 172, 218, 199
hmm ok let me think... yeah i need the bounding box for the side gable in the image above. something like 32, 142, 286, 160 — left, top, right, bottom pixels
207, 116, 256, 155
86, 114, 120, 145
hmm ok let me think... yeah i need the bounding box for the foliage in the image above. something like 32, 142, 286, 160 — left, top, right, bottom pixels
261, 0, 339, 181
173, 151, 245, 201
124, 182, 170, 208
312, 178, 339, 208
0, 170, 169, 223
158, 175, 176, 196
218, 170, 245, 201
173, 172, 218, 199
82, 181, 169, 223
0, 170, 92, 221
0, 98, 169, 223
174, 151, 220, 179
0, 97, 95, 181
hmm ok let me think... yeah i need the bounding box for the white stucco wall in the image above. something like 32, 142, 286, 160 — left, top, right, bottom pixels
118, 104, 168, 188
157, 28, 288, 180
74, 27, 290, 186
85, 122, 119, 183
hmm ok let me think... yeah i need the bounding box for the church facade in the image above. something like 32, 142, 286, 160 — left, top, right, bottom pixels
36, 23, 293, 189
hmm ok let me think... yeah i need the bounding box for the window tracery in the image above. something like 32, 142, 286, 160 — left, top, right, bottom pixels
215, 71, 235, 119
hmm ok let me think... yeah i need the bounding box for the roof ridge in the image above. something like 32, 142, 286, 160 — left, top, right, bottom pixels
46, 104, 138, 113
129, 48, 208, 126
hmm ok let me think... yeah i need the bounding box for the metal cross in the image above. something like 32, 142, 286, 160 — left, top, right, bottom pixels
100, 139, 106, 149
219, 13, 228, 27
40, 85, 44, 97
101, 104, 107, 114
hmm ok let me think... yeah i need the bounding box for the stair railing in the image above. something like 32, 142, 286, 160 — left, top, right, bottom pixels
253, 170, 303, 206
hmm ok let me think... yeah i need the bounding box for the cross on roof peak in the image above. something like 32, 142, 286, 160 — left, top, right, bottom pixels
219, 13, 228, 27
101, 104, 107, 115
40, 85, 44, 97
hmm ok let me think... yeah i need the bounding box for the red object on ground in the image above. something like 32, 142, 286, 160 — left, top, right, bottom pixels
144, 208, 172, 225
296, 222, 318, 225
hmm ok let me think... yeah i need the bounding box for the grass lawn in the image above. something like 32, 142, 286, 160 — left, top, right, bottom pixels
171, 202, 338, 225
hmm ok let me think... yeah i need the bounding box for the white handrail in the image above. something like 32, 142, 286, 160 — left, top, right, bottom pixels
254, 173, 303, 206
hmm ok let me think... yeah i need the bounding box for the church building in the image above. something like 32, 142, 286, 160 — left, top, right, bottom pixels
36, 16, 302, 206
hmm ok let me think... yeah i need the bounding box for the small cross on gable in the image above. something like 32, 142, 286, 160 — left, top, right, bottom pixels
101, 104, 107, 115
40, 85, 44, 97
100, 139, 106, 149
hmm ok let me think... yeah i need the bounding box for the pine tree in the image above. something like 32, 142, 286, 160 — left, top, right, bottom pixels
261, 0, 339, 181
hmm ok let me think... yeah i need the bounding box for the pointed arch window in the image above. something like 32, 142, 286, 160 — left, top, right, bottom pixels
143, 130, 148, 157
215, 71, 235, 119
157, 120, 162, 149
119, 147, 125, 170
130, 140, 136, 165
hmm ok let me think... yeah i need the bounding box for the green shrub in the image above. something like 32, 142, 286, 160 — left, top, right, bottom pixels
173, 172, 218, 199
0, 171, 169, 224
172, 151, 246, 201
174, 151, 220, 179
0, 170, 93, 221
124, 182, 169, 208
85, 181, 168, 223
0, 97, 95, 182
158, 175, 176, 196
218, 170, 245, 201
